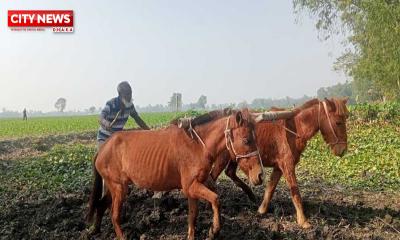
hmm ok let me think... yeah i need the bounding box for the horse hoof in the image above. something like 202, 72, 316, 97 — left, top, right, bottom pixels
187, 235, 195, 240
300, 221, 312, 229
207, 227, 219, 240
87, 225, 100, 235
257, 206, 267, 215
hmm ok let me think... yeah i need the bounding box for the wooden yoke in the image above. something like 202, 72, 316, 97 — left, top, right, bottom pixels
253, 110, 297, 122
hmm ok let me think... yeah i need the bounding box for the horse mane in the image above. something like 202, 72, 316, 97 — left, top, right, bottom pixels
191, 108, 233, 126
293, 98, 320, 111
331, 97, 349, 118
292, 97, 349, 117
170, 108, 233, 127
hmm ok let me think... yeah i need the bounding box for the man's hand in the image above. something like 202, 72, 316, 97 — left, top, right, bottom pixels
100, 119, 112, 131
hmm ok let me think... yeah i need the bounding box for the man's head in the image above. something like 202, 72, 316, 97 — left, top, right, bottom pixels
117, 81, 133, 107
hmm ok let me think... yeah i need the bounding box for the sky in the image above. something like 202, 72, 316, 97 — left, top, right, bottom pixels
0, 0, 347, 112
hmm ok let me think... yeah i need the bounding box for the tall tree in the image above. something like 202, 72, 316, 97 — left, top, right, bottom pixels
317, 81, 355, 103
196, 95, 207, 109
54, 98, 66, 112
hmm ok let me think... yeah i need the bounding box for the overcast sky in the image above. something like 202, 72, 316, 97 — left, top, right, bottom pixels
0, 0, 346, 112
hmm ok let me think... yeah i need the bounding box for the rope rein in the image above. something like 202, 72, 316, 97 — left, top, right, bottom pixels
223, 117, 264, 176
282, 125, 301, 138
223, 117, 260, 160
188, 121, 207, 148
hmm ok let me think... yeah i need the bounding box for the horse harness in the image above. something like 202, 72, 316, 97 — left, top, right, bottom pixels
185, 116, 263, 171
319, 101, 347, 146
268, 100, 345, 146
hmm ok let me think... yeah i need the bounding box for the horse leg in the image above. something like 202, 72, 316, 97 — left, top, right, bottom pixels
225, 162, 257, 202
94, 190, 111, 233
204, 155, 229, 194
210, 155, 229, 181
109, 182, 128, 240
257, 167, 282, 214
188, 181, 220, 240
187, 197, 199, 240
282, 165, 311, 228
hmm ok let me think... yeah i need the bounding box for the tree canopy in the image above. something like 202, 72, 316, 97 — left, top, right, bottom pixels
54, 98, 67, 112
294, 0, 400, 101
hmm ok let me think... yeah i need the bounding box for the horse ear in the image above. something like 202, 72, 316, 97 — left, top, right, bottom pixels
235, 111, 243, 126
224, 107, 233, 116
325, 98, 337, 112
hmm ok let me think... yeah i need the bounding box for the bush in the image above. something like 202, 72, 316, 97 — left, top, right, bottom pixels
349, 101, 400, 123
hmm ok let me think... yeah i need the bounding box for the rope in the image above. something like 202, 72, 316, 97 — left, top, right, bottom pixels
189, 122, 207, 148
320, 101, 346, 146
224, 116, 260, 161
282, 125, 301, 138
110, 110, 122, 127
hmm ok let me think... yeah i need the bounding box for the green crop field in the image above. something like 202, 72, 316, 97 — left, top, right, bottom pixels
0, 108, 399, 191
298, 122, 400, 191
0, 112, 186, 140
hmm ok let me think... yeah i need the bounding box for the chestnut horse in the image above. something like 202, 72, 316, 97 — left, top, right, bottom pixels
210, 98, 349, 228
87, 109, 264, 240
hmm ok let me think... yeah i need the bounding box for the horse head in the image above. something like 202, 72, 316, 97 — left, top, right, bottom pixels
318, 97, 349, 157
226, 108, 264, 185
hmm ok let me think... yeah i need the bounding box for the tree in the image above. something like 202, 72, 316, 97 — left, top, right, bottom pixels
89, 106, 96, 114
196, 95, 207, 109
168, 93, 182, 112
294, 0, 400, 101
55, 98, 66, 112
237, 100, 249, 109
317, 81, 355, 103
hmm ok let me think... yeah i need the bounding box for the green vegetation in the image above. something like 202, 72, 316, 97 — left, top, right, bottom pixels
0, 103, 398, 198
299, 122, 400, 191
0, 111, 201, 140
0, 105, 399, 200
349, 101, 400, 123
0, 145, 94, 200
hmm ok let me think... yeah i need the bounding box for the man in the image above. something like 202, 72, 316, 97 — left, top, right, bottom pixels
22, 108, 27, 121
96, 82, 165, 199
97, 81, 150, 150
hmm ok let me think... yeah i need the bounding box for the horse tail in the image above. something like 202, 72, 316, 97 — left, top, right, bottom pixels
86, 152, 102, 223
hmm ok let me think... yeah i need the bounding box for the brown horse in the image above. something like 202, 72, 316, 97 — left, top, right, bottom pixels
87, 109, 264, 240
210, 98, 349, 228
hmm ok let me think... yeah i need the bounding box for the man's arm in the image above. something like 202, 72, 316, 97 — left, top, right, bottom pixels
130, 106, 150, 130
99, 102, 112, 130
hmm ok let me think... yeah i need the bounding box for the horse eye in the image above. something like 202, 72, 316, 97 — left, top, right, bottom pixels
242, 138, 251, 145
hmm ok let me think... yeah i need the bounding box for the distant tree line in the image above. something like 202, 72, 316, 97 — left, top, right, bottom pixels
1, 83, 359, 118
135, 92, 314, 112
317, 81, 355, 104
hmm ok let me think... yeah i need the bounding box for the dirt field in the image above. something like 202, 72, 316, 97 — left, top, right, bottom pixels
0, 134, 399, 240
